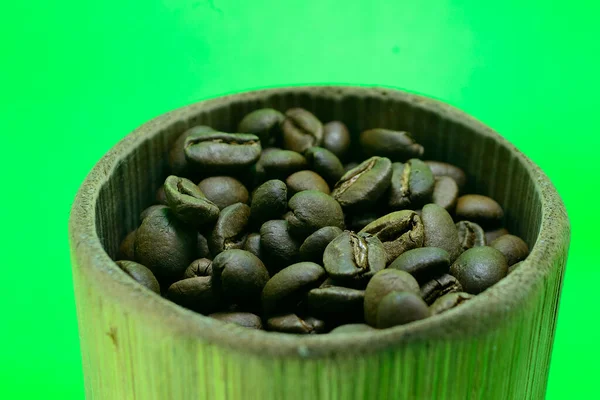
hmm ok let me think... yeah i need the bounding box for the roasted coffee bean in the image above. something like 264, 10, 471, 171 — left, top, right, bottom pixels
237, 108, 285, 147
450, 247, 508, 294
197, 176, 249, 210
376, 291, 430, 329
259, 220, 301, 272
286, 190, 345, 239
323, 231, 386, 284
212, 249, 269, 306
286, 170, 330, 196
169, 125, 215, 177
184, 131, 262, 172
164, 175, 220, 227
209, 203, 251, 256
322, 121, 351, 160
250, 179, 287, 225
304, 147, 345, 185
388, 247, 450, 284
424, 161, 467, 190
490, 234, 529, 266
115, 260, 161, 294
307, 286, 365, 322
485, 227, 509, 244
388, 159, 435, 210
364, 269, 420, 326
456, 194, 504, 228
508, 261, 524, 274
258, 149, 309, 180
429, 292, 474, 315
196, 233, 211, 259
299, 226, 343, 262
345, 212, 380, 231
140, 205, 168, 221
420, 274, 463, 305
360, 210, 425, 264
183, 258, 213, 279
432, 176, 459, 212
167, 276, 220, 314
243, 232, 262, 259
421, 204, 462, 262
209, 312, 263, 330
360, 129, 424, 161
118, 230, 137, 260
332, 156, 393, 209
281, 108, 323, 153
156, 185, 168, 205
329, 324, 377, 334
266, 314, 326, 334
456, 221, 486, 252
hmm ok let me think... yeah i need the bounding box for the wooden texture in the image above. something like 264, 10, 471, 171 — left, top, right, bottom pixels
69, 86, 570, 399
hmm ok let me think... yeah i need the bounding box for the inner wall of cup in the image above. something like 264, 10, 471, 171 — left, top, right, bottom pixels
95, 90, 541, 259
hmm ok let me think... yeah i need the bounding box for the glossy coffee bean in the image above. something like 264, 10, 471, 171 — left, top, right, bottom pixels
359, 129, 424, 161
332, 156, 393, 209
508, 261, 524, 274
490, 234, 529, 266
323, 231, 386, 283
360, 210, 425, 264
156, 185, 168, 205
456, 194, 504, 228
485, 227, 509, 244
237, 108, 284, 147
261, 262, 326, 315
456, 221, 486, 252
322, 121, 351, 160
250, 179, 287, 225
167, 276, 220, 314
164, 175, 220, 227
286, 170, 330, 196
429, 292, 474, 315
299, 226, 343, 262
197, 176, 249, 210
258, 149, 308, 180
184, 131, 262, 172
118, 229, 137, 260
115, 260, 161, 294
376, 291, 430, 329
329, 324, 377, 334
388, 159, 435, 209
432, 176, 459, 212
209, 312, 263, 330
212, 249, 269, 306
388, 247, 450, 284
168, 125, 214, 177
140, 205, 168, 221
286, 190, 345, 239
450, 246, 508, 294
209, 203, 251, 256
266, 314, 325, 334
304, 147, 345, 185
196, 233, 211, 259
420, 274, 463, 305
424, 161, 467, 190
363, 269, 420, 326
243, 232, 262, 259
307, 286, 365, 321
281, 108, 323, 153
183, 258, 213, 279
421, 204, 462, 262
259, 220, 301, 272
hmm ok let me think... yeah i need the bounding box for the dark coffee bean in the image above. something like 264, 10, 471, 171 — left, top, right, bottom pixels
286, 170, 330, 196
490, 234, 529, 266
421, 204, 462, 262
304, 147, 345, 185
332, 156, 393, 209
140, 205, 168, 221
184, 132, 262, 172
388, 247, 450, 284
167, 276, 220, 314
197, 176, 249, 210
243, 232, 262, 259
508, 261, 524, 274
424, 161, 467, 190
164, 175, 220, 227
196, 233, 210, 259
135, 207, 197, 281
322, 121, 351, 160
209, 203, 251, 256
456, 221, 486, 252
258, 149, 308, 180
183, 258, 213, 279
115, 260, 161, 294
456, 194, 504, 228
388, 159, 435, 210
359, 129, 424, 161
344, 162, 359, 172
307, 286, 365, 322
156, 185, 168, 205
363, 269, 419, 326
250, 179, 287, 225
118, 229, 137, 260
330, 324, 377, 334
237, 108, 285, 147
430, 292, 474, 315
432, 176, 459, 212
450, 246, 508, 294
286, 190, 345, 239
281, 108, 323, 153
209, 312, 263, 330
345, 212, 380, 231
259, 220, 301, 272
169, 125, 214, 177
212, 249, 270, 306
359, 210, 425, 264
485, 227, 509, 244
420, 274, 463, 305
299, 226, 343, 262
261, 262, 326, 315
376, 291, 430, 329
323, 231, 386, 283
266, 314, 325, 334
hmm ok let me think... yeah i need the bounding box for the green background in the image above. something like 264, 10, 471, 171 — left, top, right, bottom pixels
1, 0, 597, 398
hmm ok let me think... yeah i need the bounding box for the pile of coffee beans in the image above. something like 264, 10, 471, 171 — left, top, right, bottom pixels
115, 107, 530, 334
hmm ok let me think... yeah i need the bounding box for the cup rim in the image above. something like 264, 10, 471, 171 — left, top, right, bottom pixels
69, 85, 570, 358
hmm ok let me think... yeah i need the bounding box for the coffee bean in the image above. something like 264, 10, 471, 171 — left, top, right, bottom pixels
259, 220, 301, 272
209, 203, 251, 256
197, 176, 249, 210
307, 286, 365, 322
167, 276, 221, 314
429, 292, 473, 315
304, 147, 345, 185
299, 226, 343, 262
281, 108, 323, 153
140, 205, 168, 221
243, 232, 262, 259
344, 162, 359, 172
164, 175, 220, 227
363, 269, 420, 326
508, 261, 524, 274
286, 170, 330, 196
360, 129, 424, 161
456, 221, 486, 252
332, 156, 393, 209
424, 161, 467, 190
490, 234, 529, 266
169, 125, 214, 177
388, 247, 450, 284
432, 176, 459, 212
485, 227, 509, 244
237, 108, 285, 147
156, 185, 168, 205
360, 210, 425, 264
209, 312, 263, 330
345, 211, 380, 231
258, 149, 309, 180
420, 274, 463, 305
115, 260, 161, 294
376, 291, 430, 329
118, 230, 137, 260
421, 204, 462, 262
183, 258, 213, 279
456, 194, 504, 228
322, 121, 351, 160
184, 131, 262, 172
450, 247, 508, 294
266, 314, 326, 334
286, 190, 345, 239
388, 159, 435, 210
250, 179, 287, 225
196, 233, 211, 259
329, 324, 377, 334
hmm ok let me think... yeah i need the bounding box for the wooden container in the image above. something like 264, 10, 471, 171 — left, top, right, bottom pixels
69, 86, 570, 399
